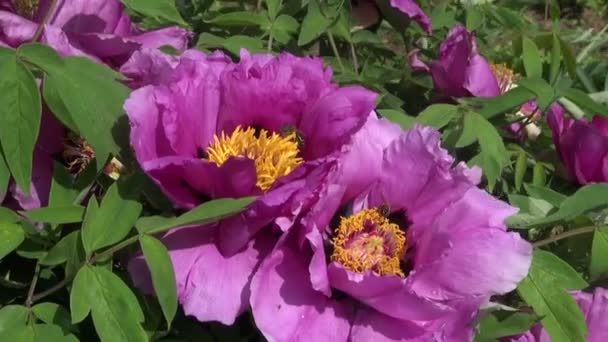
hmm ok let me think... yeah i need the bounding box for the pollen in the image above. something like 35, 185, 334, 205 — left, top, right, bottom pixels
491, 63, 519, 94
207, 126, 304, 191
331, 208, 407, 277
15, 0, 39, 18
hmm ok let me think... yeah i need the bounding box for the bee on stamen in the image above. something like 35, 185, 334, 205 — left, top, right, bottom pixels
280, 124, 305, 149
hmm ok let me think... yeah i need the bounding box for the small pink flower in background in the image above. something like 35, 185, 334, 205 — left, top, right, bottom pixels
548, 107, 608, 184
250, 121, 533, 341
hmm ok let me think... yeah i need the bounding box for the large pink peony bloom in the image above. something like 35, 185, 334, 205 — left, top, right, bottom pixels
506, 288, 608, 341
0, 0, 190, 66
548, 106, 608, 184
126, 48, 378, 325
250, 121, 533, 341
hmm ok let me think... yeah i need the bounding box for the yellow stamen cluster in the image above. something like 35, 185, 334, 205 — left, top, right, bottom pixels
491, 63, 519, 94
207, 126, 303, 191
331, 208, 407, 277
14, 0, 39, 19
63, 134, 95, 175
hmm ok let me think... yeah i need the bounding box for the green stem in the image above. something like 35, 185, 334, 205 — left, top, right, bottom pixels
327, 31, 344, 71
29, 234, 141, 304
31, 0, 59, 42
267, 34, 273, 52
25, 263, 41, 308
533, 226, 597, 248
349, 42, 359, 73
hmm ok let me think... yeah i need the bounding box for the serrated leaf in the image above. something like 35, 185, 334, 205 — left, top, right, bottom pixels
517, 251, 588, 342
0, 222, 25, 259
81, 179, 142, 255
415, 104, 459, 129
522, 36, 543, 79
0, 51, 42, 194
140, 235, 177, 328
22, 206, 85, 225
590, 227, 608, 281
137, 197, 256, 235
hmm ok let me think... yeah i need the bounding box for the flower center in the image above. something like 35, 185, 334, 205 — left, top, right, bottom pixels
491, 63, 519, 94
14, 0, 39, 18
207, 126, 304, 192
63, 134, 95, 175
331, 208, 407, 277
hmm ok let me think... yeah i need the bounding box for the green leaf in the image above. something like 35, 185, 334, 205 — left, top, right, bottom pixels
559, 37, 577, 79
41, 78, 78, 132
514, 151, 527, 191
271, 14, 299, 44
524, 184, 567, 208
266, 0, 282, 19
206, 12, 270, 27
466, 112, 508, 191
140, 235, 178, 328
590, 227, 608, 281
70, 266, 91, 324
120, 0, 188, 27
85, 266, 147, 342
517, 78, 556, 111
22, 206, 85, 225
517, 250, 588, 342
522, 36, 543, 79
0, 305, 29, 336
532, 163, 546, 186
378, 109, 415, 129
0, 51, 42, 194
222, 36, 265, 55
562, 87, 608, 117
17, 43, 63, 71
137, 197, 256, 235
479, 87, 536, 119
44, 57, 131, 164
524, 183, 608, 226
476, 311, 537, 340
32, 303, 75, 334
465, 5, 483, 31
507, 195, 554, 228
31, 324, 78, 342
41, 231, 81, 266
81, 179, 142, 255
549, 33, 561, 84
48, 162, 79, 207
0, 148, 9, 200
0, 222, 25, 259
298, 0, 332, 46
415, 104, 459, 129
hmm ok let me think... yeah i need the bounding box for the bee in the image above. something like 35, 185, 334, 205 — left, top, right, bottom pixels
280, 124, 305, 149
378, 203, 391, 217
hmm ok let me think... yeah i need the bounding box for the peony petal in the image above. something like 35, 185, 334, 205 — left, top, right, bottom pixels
299, 86, 378, 160
327, 263, 450, 321
250, 235, 354, 342
350, 305, 427, 341
37, 0, 131, 35
389, 0, 432, 34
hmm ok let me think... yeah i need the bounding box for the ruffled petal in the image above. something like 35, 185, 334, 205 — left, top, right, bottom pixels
250, 235, 354, 342
389, 0, 431, 34
350, 306, 427, 342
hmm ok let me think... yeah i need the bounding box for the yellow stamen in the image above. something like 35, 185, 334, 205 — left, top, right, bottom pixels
491, 63, 519, 94
14, 0, 39, 19
331, 208, 407, 277
207, 126, 303, 191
